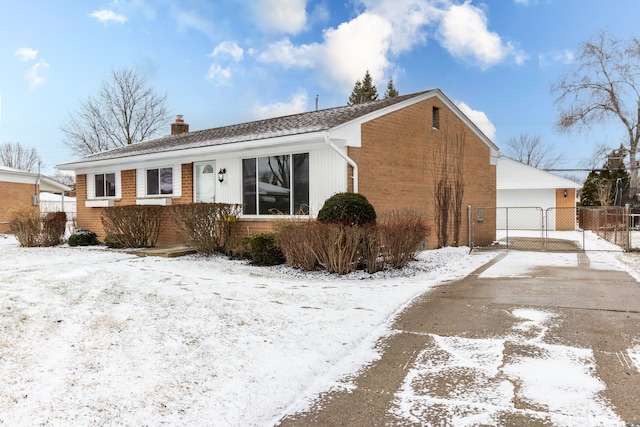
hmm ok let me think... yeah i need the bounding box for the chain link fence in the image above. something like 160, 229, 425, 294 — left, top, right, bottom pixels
469, 206, 631, 252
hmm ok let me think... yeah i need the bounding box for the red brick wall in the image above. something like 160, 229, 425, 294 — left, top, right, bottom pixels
555, 188, 577, 230
0, 182, 37, 233
76, 164, 196, 245
348, 98, 496, 248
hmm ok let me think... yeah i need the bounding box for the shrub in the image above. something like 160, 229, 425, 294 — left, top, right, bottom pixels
9, 208, 67, 247
250, 233, 285, 266
317, 192, 376, 227
68, 230, 99, 247
172, 203, 241, 254
104, 233, 128, 249
225, 237, 253, 260
276, 221, 318, 271
9, 207, 41, 247
311, 223, 362, 275
379, 209, 430, 269
101, 205, 164, 248
41, 211, 67, 247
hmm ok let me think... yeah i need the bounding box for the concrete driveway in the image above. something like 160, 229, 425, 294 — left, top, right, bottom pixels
278, 250, 640, 426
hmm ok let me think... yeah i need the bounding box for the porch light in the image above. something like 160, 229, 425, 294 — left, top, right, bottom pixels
218, 168, 227, 183
563, 189, 568, 198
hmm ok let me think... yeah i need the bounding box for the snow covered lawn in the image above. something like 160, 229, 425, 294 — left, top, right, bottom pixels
0, 236, 495, 426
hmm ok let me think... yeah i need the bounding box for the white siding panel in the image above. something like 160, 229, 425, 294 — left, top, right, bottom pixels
216, 158, 242, 204
136, 169, 145, 198
309, 146, 347, 216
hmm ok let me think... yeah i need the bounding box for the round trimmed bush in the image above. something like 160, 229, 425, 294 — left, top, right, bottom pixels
250, 233, 285, 266
67, 230, 100, 247
317, 192, 376, 226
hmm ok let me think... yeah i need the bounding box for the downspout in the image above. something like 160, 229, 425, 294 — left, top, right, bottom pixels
324, 131, 358, 193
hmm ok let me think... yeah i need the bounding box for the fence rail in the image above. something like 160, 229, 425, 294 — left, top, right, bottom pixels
469, 206, 634, 252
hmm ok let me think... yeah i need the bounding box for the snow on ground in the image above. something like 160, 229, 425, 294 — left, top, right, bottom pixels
0, 235, 495, 426
389, 307, 623, 426
2, 233, 640, 426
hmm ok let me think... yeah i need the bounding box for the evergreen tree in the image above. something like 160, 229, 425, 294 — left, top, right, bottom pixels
348, 70, 378, 104
384, 78, 399, 99
580, 146, 630, 206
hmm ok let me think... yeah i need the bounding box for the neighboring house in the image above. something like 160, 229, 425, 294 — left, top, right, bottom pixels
497, 156, 581, 230
0, 166, 72, 233
59, 89, 499, 248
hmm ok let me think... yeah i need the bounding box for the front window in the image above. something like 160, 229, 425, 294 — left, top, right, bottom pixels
95, 173, 116, 197
147, 167, 173, 195
243, 153, 309, 215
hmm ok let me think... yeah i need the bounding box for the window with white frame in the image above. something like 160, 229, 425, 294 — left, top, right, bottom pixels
242, 153, 309, 215
94, 173, 116, 198
146, 167, 173, 195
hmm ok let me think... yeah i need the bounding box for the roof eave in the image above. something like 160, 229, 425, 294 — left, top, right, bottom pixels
58, 130, 330, 171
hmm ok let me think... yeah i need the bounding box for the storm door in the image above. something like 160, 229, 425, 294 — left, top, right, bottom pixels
195, 161, 216, 202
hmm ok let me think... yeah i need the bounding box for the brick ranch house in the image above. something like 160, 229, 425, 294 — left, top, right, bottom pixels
0, 166, 72, 233
58, 89, 499, 249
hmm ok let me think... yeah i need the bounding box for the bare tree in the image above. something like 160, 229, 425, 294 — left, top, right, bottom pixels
0, 142, 41, 172
595, 178, 614, 206
52, 169, 76, 187
504, 133, 564, 169
552, 29, 640, 197
61, 67, 170, 156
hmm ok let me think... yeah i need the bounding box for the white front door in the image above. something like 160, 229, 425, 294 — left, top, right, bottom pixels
195, 161, 216, 202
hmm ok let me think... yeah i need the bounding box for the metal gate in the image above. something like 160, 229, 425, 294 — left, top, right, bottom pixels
469, 206, 630, 252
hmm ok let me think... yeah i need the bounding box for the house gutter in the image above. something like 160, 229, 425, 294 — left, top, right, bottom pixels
324, 131, 358, 193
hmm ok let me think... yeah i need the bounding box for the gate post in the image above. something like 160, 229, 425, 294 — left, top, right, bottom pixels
468, 205, 472, 248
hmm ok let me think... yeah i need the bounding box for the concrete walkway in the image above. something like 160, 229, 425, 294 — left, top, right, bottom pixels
277, 251, 640, 426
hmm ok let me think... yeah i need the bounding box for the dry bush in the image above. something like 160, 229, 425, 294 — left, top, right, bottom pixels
311, 224, 362, 275
101, 205, 164, 248
359, 225, 385, 273
9, 207, 42, 247
276, 221, 319, 271
9, 209, 67, 247
172, 203, 241, 254
379, 209, 430, 269
41, 211, 67, 247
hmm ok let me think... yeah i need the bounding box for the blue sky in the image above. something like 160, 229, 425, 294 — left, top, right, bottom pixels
1, 0, 638, 177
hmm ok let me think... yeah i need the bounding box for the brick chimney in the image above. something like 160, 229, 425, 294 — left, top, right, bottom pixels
171, 115, 189, 135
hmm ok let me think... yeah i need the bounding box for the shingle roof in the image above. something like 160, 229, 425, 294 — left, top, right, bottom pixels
68, 90, 432, 163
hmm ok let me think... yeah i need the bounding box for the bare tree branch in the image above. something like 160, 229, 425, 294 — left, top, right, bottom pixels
61, 67, 171, 157
504, 133, 564, 169
0, 142, 41, 172
552, 29, 640, 196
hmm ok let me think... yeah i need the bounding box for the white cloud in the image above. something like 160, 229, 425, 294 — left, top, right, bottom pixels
257, 38, 317, 69
250, 0, 307, 35
456, 101, 496, 142
320, 13, 393, 91
210, 41, 244, 62
437, 2, 527, 69
255, 0, 525, 94
538, 49, 575, 69
89, 9, 128, 24
252, 91, 308, 119
15, 48, 38, 62
26, 59, 49, 91
206, 64, 232, 85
